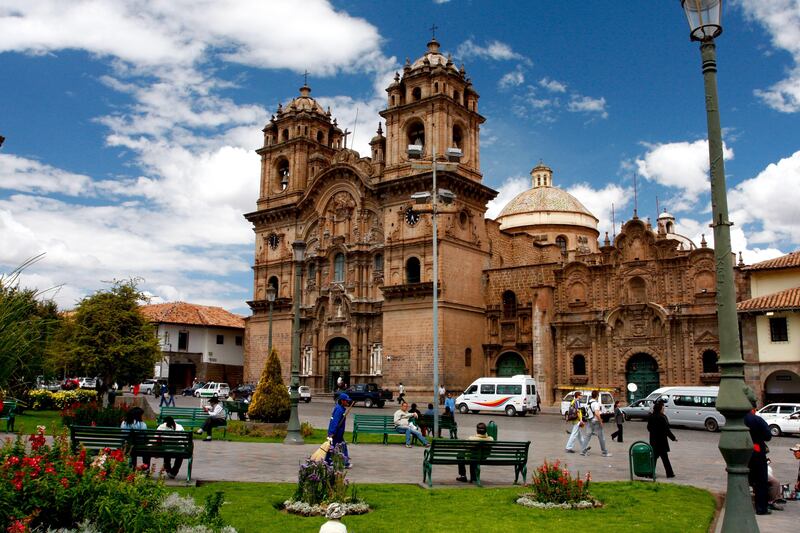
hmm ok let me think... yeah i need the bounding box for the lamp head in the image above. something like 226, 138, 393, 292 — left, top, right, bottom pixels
681, 0, 722, 42
266, 285, 277, 303
407, 144, 423, 159
292, 240, 307, 262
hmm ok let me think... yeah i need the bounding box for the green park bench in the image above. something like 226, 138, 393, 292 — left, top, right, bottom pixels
70, 425, 194, 482
158, 407, 227, 439
222, 400, 248, 421
422, 439, 530, 487
1, 400, 18, 432
416, 414, 458, 439
352, 414, 426, 445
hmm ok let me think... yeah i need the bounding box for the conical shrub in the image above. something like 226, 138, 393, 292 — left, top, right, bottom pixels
247, 348, 290, 422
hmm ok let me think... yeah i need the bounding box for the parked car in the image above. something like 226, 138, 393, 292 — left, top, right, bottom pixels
335, 383, 392, 408
182, 382, 206, 396
286, 385, 312, 403
620, 398, 653, 421
138, 379, 160, 395
36, 377, 61, 392
77, 377, 97, 389
766, 411, 800, 437
194, 382, 230, 399
757, 403, 800, 437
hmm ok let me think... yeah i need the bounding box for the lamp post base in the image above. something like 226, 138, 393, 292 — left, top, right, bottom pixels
284, 395, 304, 445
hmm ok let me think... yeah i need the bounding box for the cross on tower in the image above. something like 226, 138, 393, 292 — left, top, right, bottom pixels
342, 128, 351, 149
430, 24, 438, 39
303, 69, 309, 86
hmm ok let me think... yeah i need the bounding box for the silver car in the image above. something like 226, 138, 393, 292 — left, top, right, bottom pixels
620, 399, 653, 421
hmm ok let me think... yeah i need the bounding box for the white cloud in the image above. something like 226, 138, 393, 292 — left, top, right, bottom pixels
539, 77, 567, 93
0, 154, 94, 196
566, 95, 608, 119
737, 0, 800, 112
456, 39, 531, 65
498, 67, 525, 90
485, 175, 529, 219
635, 139, 734, 207
676, 217, 785, 265
728, 150, 800, 244
567, 183, 633, 238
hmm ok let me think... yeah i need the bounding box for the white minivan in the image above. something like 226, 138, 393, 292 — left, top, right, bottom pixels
559, 389, 615, 420
455, 375, 537, 417
646, 386, 725, 432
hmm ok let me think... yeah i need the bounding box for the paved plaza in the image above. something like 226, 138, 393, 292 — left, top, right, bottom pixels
139, 393, 800, 531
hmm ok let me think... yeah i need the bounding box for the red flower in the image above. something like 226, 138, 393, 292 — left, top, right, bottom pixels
60, 477, 69, 488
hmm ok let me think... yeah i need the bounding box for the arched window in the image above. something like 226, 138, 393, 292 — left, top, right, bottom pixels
407, 121, 425, 148
307, 261, 317, 281
374, 253, 384, 271
277, 159, 290, 191
502, 290, 517, 319
333, 253, 345, 282
434, 82, 439, 93
452, 124, 463, 150
572, 354, 587, 375
412, 87, 422, 101
281, 129, 289, 142
465, 347, 472, 367
453, 90, 461, 103
316, 131, 324, 144
391, 95, 396, 106
556, 235, 567, 255
666, 221, 674, 233
405, 257, 421, 284
702, 350, 719, 373
268, 276, 279, 296
629, 276, 647, 303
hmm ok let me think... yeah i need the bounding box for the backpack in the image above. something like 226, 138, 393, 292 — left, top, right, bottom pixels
566, 400, 579, 421
583, 400, 598, 421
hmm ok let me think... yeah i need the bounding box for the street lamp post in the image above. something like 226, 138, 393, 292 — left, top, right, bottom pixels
284, 240, 306, 445
266, 285, 277, 356
680, 1, 756, 530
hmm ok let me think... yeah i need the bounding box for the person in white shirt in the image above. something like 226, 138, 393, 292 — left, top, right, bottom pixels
580, 390, 611, 457
196, 396, 226, 442
438, 385, 446, 405
394, 401, 428, 448
156, 416, 185, 478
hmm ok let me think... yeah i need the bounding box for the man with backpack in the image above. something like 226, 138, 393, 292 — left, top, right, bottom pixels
580, 390, 611, 457
564, 391, 589, 453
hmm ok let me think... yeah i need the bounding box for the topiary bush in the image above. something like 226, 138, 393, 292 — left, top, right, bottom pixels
247, 348, 290, 423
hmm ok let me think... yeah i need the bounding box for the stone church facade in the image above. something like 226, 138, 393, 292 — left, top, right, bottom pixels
243, 39, 733, 404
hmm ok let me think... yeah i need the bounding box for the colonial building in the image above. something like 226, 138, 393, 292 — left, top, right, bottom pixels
242, 38, 736, 404
739, 251, 800, 403
140, 302, 245, 389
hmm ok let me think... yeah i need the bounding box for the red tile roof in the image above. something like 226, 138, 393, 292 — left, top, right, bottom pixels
742, 251, 800, 272
737, 287, 800, 313
140, 302, 245, 329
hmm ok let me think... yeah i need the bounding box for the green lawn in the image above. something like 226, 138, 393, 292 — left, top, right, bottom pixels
6, 409, 63, 434
178, 481, 716, 533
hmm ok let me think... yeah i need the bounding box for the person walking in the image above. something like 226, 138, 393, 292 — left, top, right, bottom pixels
156, 416, 185, 479
580, 390, 611, 457
444, 392, 456, 415
647, 400, 676, 478
166, 384, 177, 407
394, 401, 428, 448
744, 393, 772, 514
397, 382, 405, 405
610, 400, 625, 443
158, 383, 169, 407
564, 391, 588, 454
438, 385, 446, 405
327, 393, 353, 468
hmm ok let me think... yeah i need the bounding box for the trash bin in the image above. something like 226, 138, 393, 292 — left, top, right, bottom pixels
487, 420, 498, 440
629, 440, 656, 480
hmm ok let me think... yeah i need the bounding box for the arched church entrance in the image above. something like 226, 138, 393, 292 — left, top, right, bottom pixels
496, 352, 526, 377
327, 338, 351, 392
626, 353, 660, 402
764, 370, 800, 404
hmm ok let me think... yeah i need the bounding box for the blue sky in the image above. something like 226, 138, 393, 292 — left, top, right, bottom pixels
1, 0, 799, 314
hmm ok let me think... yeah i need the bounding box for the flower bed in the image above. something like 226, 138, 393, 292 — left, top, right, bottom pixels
282, 443, 369, 517
61, 401, 130, 427
26, 389, 98, 410
0, 426, 235, 532
516, 459, 602, 510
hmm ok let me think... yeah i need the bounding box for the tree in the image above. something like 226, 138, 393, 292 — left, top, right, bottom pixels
247, 348, 290, 422
49, 280, 160, 389
0, 261, 61, 395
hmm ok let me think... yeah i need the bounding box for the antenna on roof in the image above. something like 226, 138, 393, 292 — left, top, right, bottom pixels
633, 173, 639, 219
350, 107, 359, 152
611, 202, 616, 240
656, 195, 659, 216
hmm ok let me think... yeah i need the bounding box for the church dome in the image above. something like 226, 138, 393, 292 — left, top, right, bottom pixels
496, 163, 599, 233
409, 38, 458, 73
286, 84, 326, 115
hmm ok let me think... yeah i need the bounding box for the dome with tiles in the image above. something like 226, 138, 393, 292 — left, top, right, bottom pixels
409, 38, 458, 72
286, 84, 326, 115
496, 162, 598, 232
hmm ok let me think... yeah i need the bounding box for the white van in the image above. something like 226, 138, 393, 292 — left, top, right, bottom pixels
559, 390, 615, 419
455, 375, 537, 417
646, 386, 725, 432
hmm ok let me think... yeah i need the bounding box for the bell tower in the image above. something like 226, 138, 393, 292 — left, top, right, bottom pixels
256, 83, 343, 210
380, 38, 484, 183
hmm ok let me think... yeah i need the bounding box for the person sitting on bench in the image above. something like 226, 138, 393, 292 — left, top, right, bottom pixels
456, 422, 493, 483
196, 396, 225, 442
